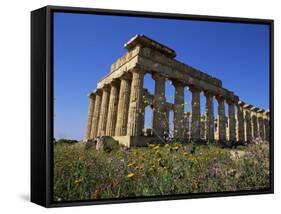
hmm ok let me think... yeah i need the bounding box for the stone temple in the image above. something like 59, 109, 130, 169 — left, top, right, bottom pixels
84, 35, 270, 147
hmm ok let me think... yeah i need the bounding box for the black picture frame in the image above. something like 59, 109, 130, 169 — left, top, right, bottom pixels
31, 5, 274, 208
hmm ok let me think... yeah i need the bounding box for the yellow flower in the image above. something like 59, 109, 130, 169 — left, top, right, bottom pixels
127, 173, 135, 178
127, 162, 135, 167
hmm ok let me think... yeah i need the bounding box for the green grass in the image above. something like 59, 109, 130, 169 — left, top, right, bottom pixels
53, 142, 270, 202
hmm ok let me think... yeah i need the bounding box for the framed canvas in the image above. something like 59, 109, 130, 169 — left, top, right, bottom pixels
31, 5, 274, 207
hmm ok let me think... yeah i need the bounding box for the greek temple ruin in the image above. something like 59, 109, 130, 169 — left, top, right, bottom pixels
84, 35, 270, 147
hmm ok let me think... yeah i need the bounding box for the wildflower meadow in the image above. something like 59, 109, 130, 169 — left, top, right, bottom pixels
53, 141, 270, 202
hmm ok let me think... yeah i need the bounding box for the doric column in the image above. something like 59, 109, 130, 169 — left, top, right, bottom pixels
243, 104, 253, 141
163, 109, 170, 133
227, 100, 236, 141
97, 85, 110, 136
217, 96, 226, 141
263, 111, 270, 141
236, 102, 245, 141
204, 91, 214, 141
173, 80, 185, 139
257, 109, 265, 140
183, 112, 190, 139
105, 80, 120, 136
127, 67, 145, 136
85, 93, 95, 140
200, 114, 206, 139
115, 73, 131, 136
190, 86, 201, 140
250, 107, 258, 139
152, 73, 166, 137
90, 90, 102, 138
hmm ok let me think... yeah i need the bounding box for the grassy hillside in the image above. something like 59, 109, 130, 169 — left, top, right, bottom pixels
53, 141, 270, 202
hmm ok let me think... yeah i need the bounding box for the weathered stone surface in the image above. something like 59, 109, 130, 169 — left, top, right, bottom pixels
204, 91, 214, 140
183, 112, 190, 139
105, 80, 120, 136
217, 96, 226, 141
86, 35, 269, 147
190, 86, 201, 140
115, 74, 131, 136
97, 86, 110, 136
237, 102, 245, 141
173, 81, 185, 138
152, 73, 166, 137
243, 104, 253, 141
227, 100, 236, 141
90, 90, 102, 139
85, 93, 95, 140
127, 67, 145, 136
250, 108, 258, 139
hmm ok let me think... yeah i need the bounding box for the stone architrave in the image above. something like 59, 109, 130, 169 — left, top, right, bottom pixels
115, 74, 131, 136
204, 91, 214, 141
236, 102, 245, 141
127, 67, 145, 136
227, 100, 236, 141
105, 80, 120, 136
97, 85, 110, 136
173, 81, 185, 139
217, 96, 226, 141
190, 86, 201, 140
152, 73, 166, 137
90, 90, 102, 139
85, 93, 95, 140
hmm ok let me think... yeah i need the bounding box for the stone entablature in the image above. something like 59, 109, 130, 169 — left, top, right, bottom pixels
85, 35, 270, 146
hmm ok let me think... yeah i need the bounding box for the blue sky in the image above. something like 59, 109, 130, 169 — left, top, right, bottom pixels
54, 12, 270, 140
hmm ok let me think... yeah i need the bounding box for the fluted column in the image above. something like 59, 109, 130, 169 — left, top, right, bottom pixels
200, 115, 206, 139
217, 96, 226, 141
204, 91, 214, 140
97, 85, 110, 136
263, 111, 270, 141
127, 67, 145, 136
244, 105, 252, 141
115, 74, 131, 136
190, 86, 201, 140
173, 81, 185, 139
163, 109, 170, 133
227, 100, 236, 141
236, 103, 245, 141
85, 93, 95, 140
152, 73, 165, 137
90, 90, 102, 138
250, 107, 258, 139
105, 80, 120, 136
183, 112, 190, 139
258, 115, 265, 140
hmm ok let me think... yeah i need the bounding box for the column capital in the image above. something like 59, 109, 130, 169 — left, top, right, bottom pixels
188, 84, 201, 92
95, 88, 103, 95
226, 98, 235, 105
203, 90, 215, 97
216, 94, 225, 102
130, 65, 146, 75
172, 79, 185, 88
110, 78, 120, 87
102, 84, 111, 92
88, 92, 95, 99
152, 73, 165, 82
